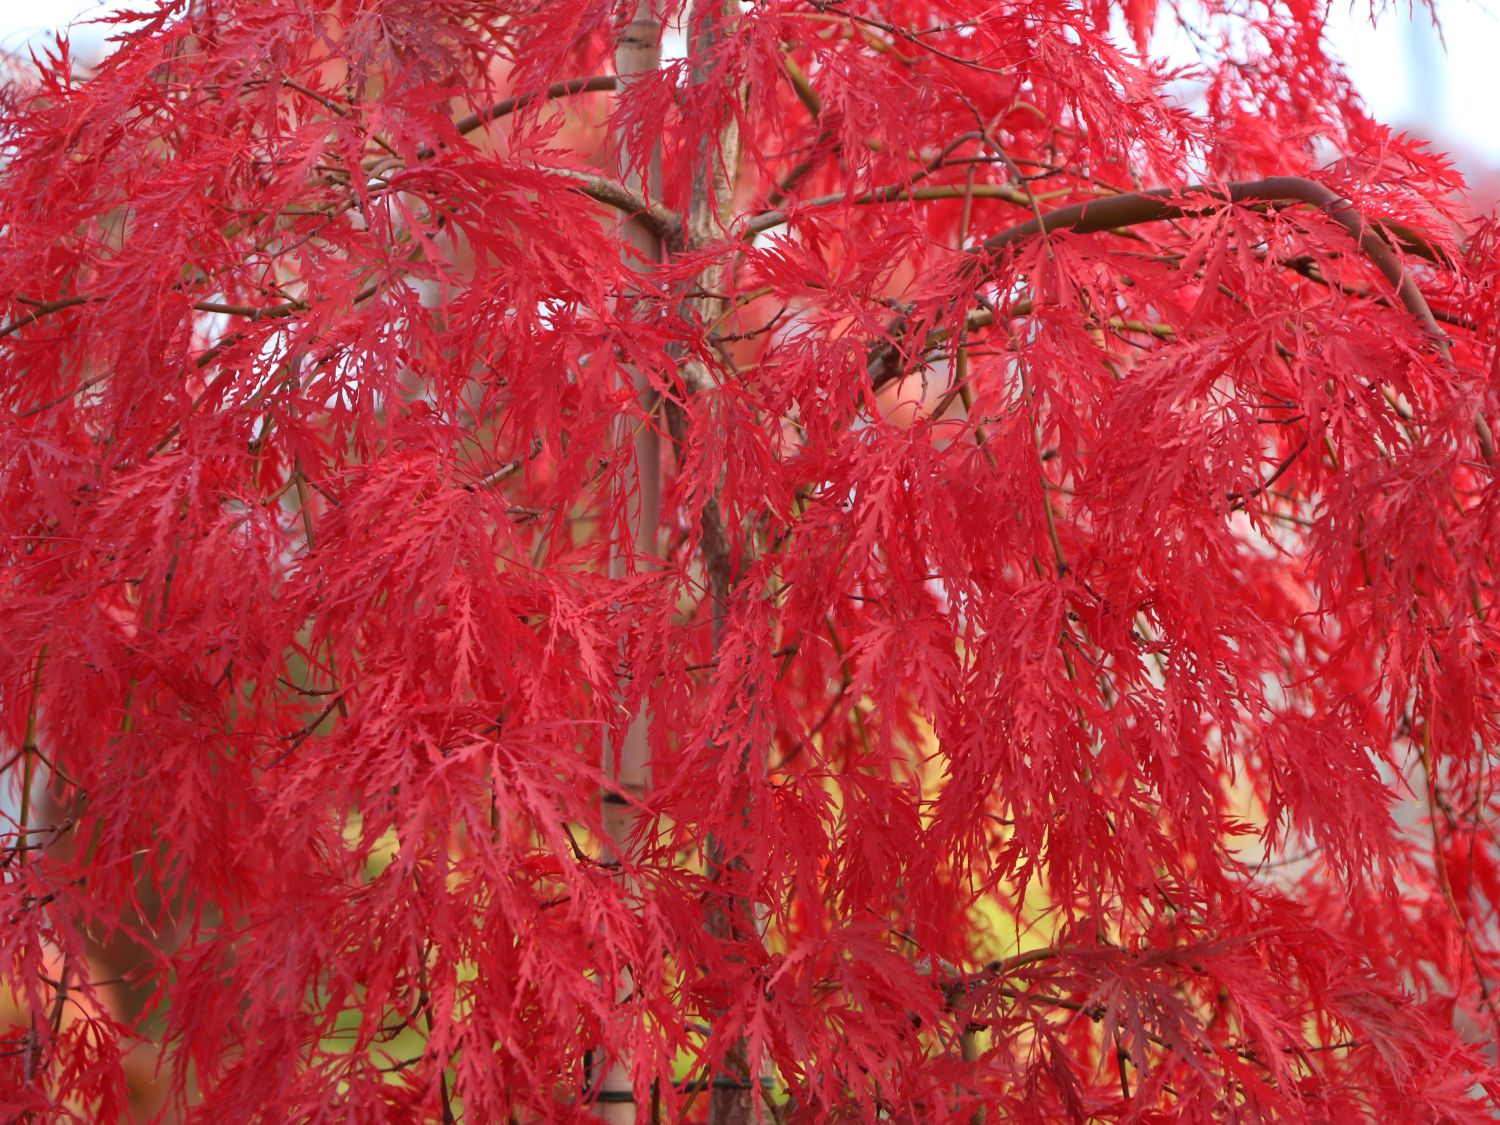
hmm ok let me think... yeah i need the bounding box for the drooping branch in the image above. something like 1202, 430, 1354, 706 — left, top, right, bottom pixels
858, 175, 1496, 457
451, 75, 619, 138
972, 177, 1444, 341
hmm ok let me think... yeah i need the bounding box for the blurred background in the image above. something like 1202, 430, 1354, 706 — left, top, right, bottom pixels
1328, 0, 1500, 173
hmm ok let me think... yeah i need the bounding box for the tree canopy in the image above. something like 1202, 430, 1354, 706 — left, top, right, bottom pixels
3, 0, 1500, 1120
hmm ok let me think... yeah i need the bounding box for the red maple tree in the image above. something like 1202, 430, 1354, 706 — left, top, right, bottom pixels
4, 0, 1500, 1120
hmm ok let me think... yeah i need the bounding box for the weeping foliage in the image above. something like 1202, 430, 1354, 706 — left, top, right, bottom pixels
3, 0, 1500, 1120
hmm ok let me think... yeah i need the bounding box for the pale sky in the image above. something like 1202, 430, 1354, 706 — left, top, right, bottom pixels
1325, 1, 1500, 167
1, 0, 1497, 173
0, 0, 110, 56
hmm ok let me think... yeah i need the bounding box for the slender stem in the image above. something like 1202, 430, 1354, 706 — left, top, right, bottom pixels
291, 453, 349, 723
1, 296, 95, 339
1418, 720, 1500, 1045
17, 646, 46, 1086
17, 648, 45, 844
448, 75, 619, 140
748, 182, 1030, 238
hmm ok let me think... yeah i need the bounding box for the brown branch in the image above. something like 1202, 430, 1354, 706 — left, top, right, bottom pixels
767, 53, 831, 208
451, 75, 619, 139
814, 4, 1015, 75
1280, 253, 1470, 328
282, 78, 398, 157
193, 298, 306, 320
15, 374, 107, 418
564, 172, 681, 245
400, 77, 623, 167
1, 296, 96, 339
781, 54, 822, 119
1227, 438, 1309, 512
749, 182, 1031, 237
859, 175, 1497, 459
972, 177, 1441, 341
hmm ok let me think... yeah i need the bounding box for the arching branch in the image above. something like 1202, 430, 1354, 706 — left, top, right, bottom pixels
862, 175, 1495, 458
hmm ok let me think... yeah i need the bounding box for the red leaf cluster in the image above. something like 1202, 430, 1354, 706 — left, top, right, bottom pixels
2, 0, 1500, 1121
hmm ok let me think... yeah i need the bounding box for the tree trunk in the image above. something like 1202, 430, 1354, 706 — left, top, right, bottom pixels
679, 4, 761, 1122
597, 6, 663, 1121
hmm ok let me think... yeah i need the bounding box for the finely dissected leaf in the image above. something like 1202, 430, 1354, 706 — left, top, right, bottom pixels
3, 0, 1500, 1121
